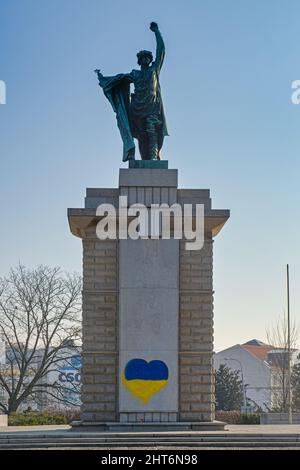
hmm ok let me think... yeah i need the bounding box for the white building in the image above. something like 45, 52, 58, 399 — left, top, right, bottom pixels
214, 339, 273, 410
46, 352, 81, 409
266, 348, 300, 410
0, 342, 81, 412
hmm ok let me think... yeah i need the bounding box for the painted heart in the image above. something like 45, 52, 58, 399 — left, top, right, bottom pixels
122, 358, 169, 404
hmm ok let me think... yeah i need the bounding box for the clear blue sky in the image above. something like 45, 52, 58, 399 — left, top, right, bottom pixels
0, 0, 299, 350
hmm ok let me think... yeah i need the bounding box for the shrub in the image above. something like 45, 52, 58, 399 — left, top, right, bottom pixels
8, 409, 80, 426
240, 413, 260, 424
215, 410, 260, 424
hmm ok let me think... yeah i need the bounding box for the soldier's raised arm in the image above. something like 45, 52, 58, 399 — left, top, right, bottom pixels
150, 22, 165, 72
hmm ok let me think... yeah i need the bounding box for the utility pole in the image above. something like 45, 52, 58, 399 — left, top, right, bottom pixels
287, 264, 292, 424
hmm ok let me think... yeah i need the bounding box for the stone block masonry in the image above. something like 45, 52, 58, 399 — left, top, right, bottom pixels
179, 238, 215, 422
81, 236, 118, 422
68, 164, 229, 425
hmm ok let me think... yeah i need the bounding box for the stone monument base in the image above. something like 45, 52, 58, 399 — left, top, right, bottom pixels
68, 165, 230, 427
0, 415, 8, 427
70, 420, 226, 432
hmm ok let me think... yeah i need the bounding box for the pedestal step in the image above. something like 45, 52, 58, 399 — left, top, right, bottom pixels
71, 421, 226, 432
1, 430, 300, 449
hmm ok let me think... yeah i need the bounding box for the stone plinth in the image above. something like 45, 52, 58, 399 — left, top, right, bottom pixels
0, 415, 8, 427
129, 160, 169, 169
68, 165, 229, 426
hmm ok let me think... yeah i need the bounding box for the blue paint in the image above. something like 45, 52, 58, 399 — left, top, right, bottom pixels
124, 358, 169, 381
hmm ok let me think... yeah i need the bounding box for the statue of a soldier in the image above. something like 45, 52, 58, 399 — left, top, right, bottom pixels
95, 22, 168, 162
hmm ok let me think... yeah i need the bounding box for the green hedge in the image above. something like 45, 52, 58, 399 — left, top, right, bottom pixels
8, 409, 80, 426
9, 410, 260, 426
215, 410, 260, 424
240, 413, 260, 424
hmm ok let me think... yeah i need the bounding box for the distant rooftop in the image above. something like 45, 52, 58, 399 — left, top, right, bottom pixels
243, 339, 268, 346
241, 339, 273, 361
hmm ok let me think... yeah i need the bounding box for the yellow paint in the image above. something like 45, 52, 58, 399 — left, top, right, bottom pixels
122, 374, 168, 404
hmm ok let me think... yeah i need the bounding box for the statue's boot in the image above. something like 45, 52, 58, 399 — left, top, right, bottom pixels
138, 133, 148, 160
148, 132, 158, 160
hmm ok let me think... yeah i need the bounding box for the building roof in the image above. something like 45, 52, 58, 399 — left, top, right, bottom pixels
241, 340, 273, 361
243, 339, 266, 346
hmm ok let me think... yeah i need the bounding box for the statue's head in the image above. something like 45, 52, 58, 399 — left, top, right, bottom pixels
137, 50, 153, 67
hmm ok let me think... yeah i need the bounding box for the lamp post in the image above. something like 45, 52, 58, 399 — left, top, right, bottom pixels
287, 264, 292, 424
224, 357, 247, 408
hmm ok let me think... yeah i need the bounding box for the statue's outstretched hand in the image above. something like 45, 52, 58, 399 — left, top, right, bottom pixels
94, 69, 102, 76
150, 22, 158, 32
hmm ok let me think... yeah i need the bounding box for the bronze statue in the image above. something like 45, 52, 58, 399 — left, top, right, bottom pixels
95, 22, 168, 162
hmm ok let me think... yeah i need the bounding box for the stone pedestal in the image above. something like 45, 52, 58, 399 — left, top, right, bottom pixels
0, 415, 8, 427
68, 163, 229, 428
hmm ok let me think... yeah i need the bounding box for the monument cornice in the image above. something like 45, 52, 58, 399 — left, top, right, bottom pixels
68, 208, 230, 239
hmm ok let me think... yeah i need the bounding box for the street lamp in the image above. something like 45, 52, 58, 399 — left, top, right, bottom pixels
224, 357, 247, 408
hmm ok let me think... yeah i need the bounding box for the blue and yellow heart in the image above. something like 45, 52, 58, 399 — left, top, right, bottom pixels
122, 358, 169, 405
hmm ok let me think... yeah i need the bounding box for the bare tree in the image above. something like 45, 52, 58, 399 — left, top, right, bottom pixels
266, 315, 299, 412
0, 265, 82, 414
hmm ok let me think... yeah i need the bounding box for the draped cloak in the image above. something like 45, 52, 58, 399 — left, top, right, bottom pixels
97, 70, 168, 162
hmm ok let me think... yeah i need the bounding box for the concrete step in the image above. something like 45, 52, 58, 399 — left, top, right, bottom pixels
1, 431, 300, 438
0, 432, 300, 437
1, 441, 300, 449
1, 433, 300, 449
1, 436, 300, 442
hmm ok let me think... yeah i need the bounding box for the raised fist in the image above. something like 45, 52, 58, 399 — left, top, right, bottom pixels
150, 22, 158, 32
